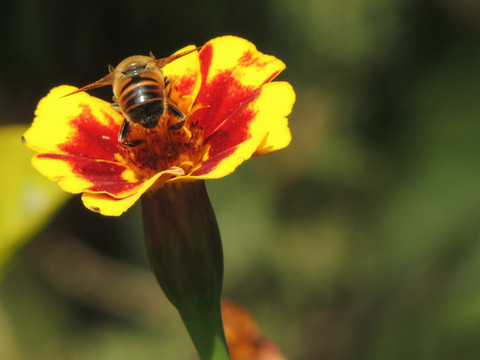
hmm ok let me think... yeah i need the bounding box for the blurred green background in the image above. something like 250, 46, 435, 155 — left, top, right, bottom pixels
1, 0, 480, 359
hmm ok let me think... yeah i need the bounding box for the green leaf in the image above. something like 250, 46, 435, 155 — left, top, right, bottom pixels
0, 124, 69, 276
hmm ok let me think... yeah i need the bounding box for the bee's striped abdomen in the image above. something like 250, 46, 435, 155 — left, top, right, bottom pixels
119, 75, 165, 129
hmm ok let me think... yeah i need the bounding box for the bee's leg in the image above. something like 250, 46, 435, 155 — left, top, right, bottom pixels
164, 81, 186, 130
168, 103, 185, 120
167, 103, 186, 130
111, 98, 122, 114
118, 119, 129, 142
165, 78, 177, 101
121, 139, 145, 147
119, 119, 145, 147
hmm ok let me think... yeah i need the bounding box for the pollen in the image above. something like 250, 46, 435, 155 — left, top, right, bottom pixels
120, 111, 204, 179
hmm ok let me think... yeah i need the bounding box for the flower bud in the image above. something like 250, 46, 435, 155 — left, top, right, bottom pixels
141, 180, 229, 359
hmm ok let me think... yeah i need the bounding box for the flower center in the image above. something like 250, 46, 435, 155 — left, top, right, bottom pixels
120, 116, 204, 179
119, 91, 205, 179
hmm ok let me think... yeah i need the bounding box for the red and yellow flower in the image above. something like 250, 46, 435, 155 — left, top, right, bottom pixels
23, 36, 295, 216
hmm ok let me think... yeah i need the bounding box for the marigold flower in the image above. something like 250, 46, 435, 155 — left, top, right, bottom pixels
222, 302, 287, 360
23, 35, 295, 216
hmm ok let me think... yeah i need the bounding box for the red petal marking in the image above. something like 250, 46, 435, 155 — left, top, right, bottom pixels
174, 73, 198, 96
238, 50, 255, 66
196, 44, 280, 139
191, 146, 238, 176
237, 50, 272, 68
199, 43, 213, 84
37, 153, 142, 196
192, 43, 277, 176
191, 92, 259, 176
59, 105, 121, 161
193, 69, 257, 139
40, 105, 141, 196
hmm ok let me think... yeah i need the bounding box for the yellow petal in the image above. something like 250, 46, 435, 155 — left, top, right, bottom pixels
163, 45, 202, 112
171, 137, 264, 181
250, 81, 295, 155
182, 81, 295, 180
23, 85, 123, 155
82, 168, 185, 215
202, 36, 286, 89
31, 154, 93, 194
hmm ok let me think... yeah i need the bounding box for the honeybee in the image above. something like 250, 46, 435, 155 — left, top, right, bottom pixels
69, 47, 199, 146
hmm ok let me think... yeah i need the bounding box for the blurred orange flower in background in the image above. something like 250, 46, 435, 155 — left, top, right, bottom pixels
222, 302, 288, 360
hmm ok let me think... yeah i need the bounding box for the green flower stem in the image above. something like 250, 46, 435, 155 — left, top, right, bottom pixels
180, 302, 230, 360
141, 181, 230, 360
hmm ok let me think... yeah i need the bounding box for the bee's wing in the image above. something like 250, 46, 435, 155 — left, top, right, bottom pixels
154, 47, 202, 69
63, 73, 114, 97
